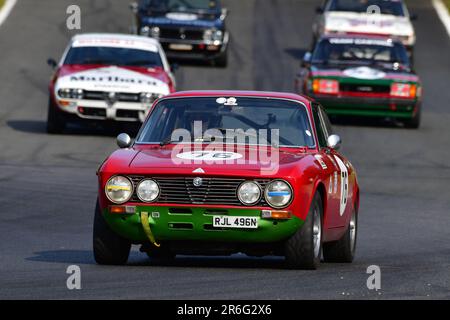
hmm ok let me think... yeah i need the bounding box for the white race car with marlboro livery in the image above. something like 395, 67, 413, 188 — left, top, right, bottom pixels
313, 0, 417, 55
46, 33, 176, 133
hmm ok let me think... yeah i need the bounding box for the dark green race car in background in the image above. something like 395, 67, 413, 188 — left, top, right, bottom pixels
296, 35, 422, 128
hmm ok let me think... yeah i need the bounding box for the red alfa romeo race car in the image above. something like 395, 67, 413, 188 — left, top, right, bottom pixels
94, 90, 360, 269
46, 33, 176, 133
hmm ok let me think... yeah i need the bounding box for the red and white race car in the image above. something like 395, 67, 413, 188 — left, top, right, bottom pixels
313, 0, 417, 56
46, 33, 176, 133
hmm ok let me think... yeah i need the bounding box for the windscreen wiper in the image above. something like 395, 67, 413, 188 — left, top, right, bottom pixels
159, 135, 179, 146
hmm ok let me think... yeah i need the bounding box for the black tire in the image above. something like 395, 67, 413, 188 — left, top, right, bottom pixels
93, 200, 131, 265
285, 192, 323, 270
403, 107, 421, 129
408, 49, 415, 67
46, 99, 66, 134
213, 51, 228, 68
310, 34, 318, 51
323, 206, 357, 263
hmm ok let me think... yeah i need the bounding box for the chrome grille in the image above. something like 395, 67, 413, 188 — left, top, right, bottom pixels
130, 176, 270, 206
339, 83, 390, 93
83, 91, 141, 102
159, 27, 204, 41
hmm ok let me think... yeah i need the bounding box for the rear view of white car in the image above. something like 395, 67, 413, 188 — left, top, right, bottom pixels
46, 33, 176, 133
313, 0, 417, 57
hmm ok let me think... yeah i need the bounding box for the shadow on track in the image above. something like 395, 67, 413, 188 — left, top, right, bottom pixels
129, 254, 287, 270
7, 120, 140, 137
329, 116, 408, 129
25, 250, 286, 269
26, 250, 95, 265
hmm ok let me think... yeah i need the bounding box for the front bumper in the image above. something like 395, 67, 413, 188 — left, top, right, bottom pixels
103, 205, 304, 244
55, 99, 152, 122
157, 35, 228, 60
311, 94, 419, 118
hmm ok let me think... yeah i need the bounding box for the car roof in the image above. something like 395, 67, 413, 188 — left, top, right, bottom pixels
163, 90, 313, 106
71, 33, 161, 46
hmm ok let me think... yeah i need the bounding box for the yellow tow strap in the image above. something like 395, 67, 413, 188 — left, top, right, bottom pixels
140, 212, 160, 247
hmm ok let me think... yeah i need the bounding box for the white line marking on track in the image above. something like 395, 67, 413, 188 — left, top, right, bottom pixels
433, 0, 450, 38
0, 0, 17, 27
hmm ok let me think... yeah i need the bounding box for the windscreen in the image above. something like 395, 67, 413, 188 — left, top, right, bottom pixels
140, 0, 219, 11
137, 97, 315, 147
327, 0, 405, 16
64, 46, 163, 68
313, 38, 410, 66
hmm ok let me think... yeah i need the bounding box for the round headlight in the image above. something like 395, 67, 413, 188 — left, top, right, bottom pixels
137, 179, 160, 203
212, 30, 223, 41
105, 176, 133, 204
150, 26, 160, 38
203, 29, 213, 41
140, 92, 154, 104
264, 180, 293, 208
72, 88, 84, 99
58, 88, 71, 98
237, 181, 261, 206
140, 26, 150, 36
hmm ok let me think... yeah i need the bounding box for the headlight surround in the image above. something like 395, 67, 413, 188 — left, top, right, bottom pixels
203, 29, 223, 42
312, 79, 339, 95
237, 181, 261, 206
150, 26, 160, 38
140, 26, 150, 36
390, 82, 416, 98
105, 176, 133, 204
136, 179, 160, 203
264, 180, 293, 209
57, 88, 84, 99
140, 92, 162, 104
212, 30, 223, 41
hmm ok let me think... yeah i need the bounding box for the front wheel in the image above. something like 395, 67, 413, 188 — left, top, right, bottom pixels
284, 192, 323, 270
46, 99, 66, 134
93, 200, 131, 265
323, 206, 357, 263
403, 107, 421, 129
213, 51, 228, 68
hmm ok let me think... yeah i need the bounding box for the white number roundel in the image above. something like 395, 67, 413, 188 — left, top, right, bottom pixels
334, 155, 349, 216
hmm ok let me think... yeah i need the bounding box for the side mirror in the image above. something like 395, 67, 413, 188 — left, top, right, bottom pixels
302, 52, 312, 67
47, 58, 57, 69
220, 8, 228, 20
117, 133, 132, 148
327, 134, 341, 150
316, 6, 324, 14
129, 2, 138, 13
410, 13, 418, 21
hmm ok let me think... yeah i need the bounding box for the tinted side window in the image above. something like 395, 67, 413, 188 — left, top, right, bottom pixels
312, 104, 327, 148
319, 106, 333, 138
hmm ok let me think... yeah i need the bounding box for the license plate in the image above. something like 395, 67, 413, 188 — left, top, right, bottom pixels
212, 216, 258, 229
169, 43, 193, 51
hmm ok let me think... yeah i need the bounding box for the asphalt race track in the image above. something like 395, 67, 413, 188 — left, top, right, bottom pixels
1, 0, 450, 299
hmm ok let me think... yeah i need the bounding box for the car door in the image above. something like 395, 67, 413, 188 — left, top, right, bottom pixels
311, 103, 341, 228
317, 105, 353, 227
